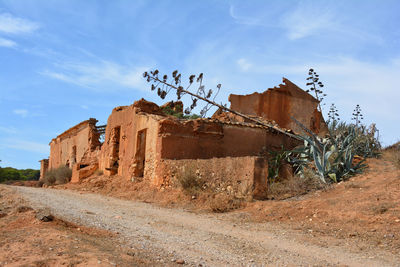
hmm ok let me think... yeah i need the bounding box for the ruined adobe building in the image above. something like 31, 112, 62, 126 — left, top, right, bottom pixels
218, 78, 328, 135
40, 78, 327, 199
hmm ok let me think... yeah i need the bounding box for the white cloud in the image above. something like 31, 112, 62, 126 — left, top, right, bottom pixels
0, 13, 39, 34
1, 139, 48, 154
13, 109, 28, 117
0, 37, 16, 47
40, 60, 149, 91
281, 4, 335, 40
80, 105, 89, 110
280, 2, 384, 44
229, 5, 261, 26
237, 58, 252, 71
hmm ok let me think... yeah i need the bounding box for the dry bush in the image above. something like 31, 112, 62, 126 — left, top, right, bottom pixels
267, 168, 326, 200
208, 193, 243, 213
395, 152, 400, 169
94, 169, 104, 176
371, 203, 393, 214
176, 167, 205, 195
383, 142, 400, 169
43, 166, 72, 186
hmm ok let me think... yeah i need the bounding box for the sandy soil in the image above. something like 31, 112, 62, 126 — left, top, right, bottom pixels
245, 156, 400, 253
7, 182, 400, 266
61, 151, 400, 256
0, 186, 159, 266
2, 151, 399, 266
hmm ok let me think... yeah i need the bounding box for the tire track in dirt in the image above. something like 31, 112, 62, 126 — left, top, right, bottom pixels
13, 186, 400, 266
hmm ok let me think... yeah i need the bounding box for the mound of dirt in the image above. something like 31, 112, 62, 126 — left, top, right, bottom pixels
244, 153, 400, 252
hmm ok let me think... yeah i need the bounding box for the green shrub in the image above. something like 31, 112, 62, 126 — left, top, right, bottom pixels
43, 166, 72, 186
290, 118, 371, 183
161, 105, 200, 120
267, 146, 291, 183
328, 121, 381, 158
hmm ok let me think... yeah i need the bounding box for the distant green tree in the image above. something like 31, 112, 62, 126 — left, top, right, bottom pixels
0, 166, 40, 183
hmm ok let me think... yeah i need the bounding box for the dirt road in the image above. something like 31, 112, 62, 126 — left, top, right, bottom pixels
12, 186, 399, 266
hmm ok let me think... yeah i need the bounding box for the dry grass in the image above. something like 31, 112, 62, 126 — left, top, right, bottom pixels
176, 167, 205, 195
370, 203, 393, 215
42, 166, 72, 186
267, 168, 326, 200
383, 141, 400, 169
208, 193, 243, 213
94, 169, 104, 176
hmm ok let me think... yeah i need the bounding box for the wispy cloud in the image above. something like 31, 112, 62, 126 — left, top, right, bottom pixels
282, 3, 335, 40
0, 13, 39, 34
237, 58, 252, 71
0, 37, 16, 47
1, 139, 48, 154
229, 5, 262, 26
13, 109, 28, 117
40, 60, 149, 91
0, 126, 18, 134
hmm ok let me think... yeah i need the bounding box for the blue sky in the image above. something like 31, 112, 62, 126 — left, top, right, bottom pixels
0, 0, 399, 169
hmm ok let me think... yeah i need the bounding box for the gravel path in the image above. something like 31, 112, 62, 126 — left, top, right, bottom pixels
12, 186, 400, 266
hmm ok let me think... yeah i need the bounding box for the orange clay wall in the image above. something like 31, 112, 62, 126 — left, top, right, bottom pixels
155, 156, 269, 199
48, 119, 99, 170
229, 78, 328, 135
98, 100, 164, 181
157, 119, 300, 160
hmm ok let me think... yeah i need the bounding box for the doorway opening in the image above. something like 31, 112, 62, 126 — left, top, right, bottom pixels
134, 129, 147, 177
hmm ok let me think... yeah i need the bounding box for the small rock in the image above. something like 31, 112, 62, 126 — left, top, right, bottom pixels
0, 212, 7, 219
176, 259, 185, 264
35, 209, 54, 222
127, 251, 135, 257
191, 195, 196, 200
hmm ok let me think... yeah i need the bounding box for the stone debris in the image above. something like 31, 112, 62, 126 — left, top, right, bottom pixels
35, 209, 54, 222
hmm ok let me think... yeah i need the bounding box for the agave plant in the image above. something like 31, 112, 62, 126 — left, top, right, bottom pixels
290, 117, 367, 183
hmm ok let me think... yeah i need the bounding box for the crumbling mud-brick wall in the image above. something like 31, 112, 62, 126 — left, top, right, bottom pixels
153, 118, 300, 188
157, 156, 269, 200
39, 159, 49, 180
98, 99, 165, 181
157, 118, 299, 160
48, 118, 101, 170
228, 78, 328, 135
